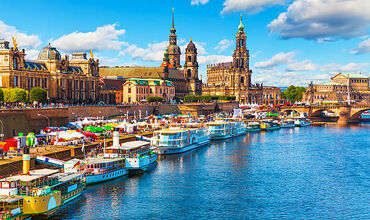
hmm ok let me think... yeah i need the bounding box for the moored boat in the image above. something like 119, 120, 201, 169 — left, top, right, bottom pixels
246, 122, 261, 132
280, 119, 295, 128
152, 126, 210, 155
206, 120, 233, 140
294, 118, 311, 127
260, 120, 281, 131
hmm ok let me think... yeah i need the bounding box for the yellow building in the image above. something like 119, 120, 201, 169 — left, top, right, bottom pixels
122, 78, 175, 103
303, 73, 370, 104
0, 39, 100, 103
202, 15, 264, 105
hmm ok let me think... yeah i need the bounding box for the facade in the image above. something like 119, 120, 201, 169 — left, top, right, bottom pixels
99, 77, 124, 104
122, 78, 175, 103
262, 86, 282, 105
202, 15, 263, 105
0, 39, 100, 103
100, 10, 202, 97
303, 73, 370, 104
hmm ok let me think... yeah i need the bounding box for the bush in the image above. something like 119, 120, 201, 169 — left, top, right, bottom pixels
30, 87, 47, 103
13, 88, 28, 103
0, 88, 4, 102
146, 96, 164, 103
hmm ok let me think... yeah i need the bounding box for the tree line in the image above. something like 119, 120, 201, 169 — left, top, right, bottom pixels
0, 87, 47, 103
281, 85, 306, 103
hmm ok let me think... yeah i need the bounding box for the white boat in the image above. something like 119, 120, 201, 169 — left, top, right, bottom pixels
152, 126, 211, 155
206, 120, 245, 140
84, 157, 128, 185
246, 122, 261, 132
280, 119, 295, 128
294, 118, 312, 127
108, 141, 158, 174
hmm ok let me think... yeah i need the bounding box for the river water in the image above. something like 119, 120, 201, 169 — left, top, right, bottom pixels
55, 124, 370, 219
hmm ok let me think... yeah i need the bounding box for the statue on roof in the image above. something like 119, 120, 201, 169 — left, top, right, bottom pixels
12, 36, 18, 50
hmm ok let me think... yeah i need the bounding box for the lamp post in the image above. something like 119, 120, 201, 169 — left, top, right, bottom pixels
37, 114, 50, 127
0, 119, 4, 141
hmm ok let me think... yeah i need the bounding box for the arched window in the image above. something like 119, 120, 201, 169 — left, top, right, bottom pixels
239, 39, 243, 47
240, 76, 244, 84
239, 59, 244, 68
187, 69, 191, 78
13, 57, 18, 70
128, 87, 131, 93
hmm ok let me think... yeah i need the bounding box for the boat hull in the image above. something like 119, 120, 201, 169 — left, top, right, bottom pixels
246, 128, 261, 132
157, 139, 210, 155
85, 167, 128, 185
126, 153, 158, 174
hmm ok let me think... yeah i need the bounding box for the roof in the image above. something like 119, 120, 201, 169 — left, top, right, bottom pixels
0, 196, 23, 203
86, 157, 125, 164
66, 66, 84, 74
120, 141, 150, 149
317, 82, 345, 86
346, 73, 369, 79
99, 67, 164, 79
29, 169, 59, 176
168, 69, 185, 80
25, 61, 48, 71
100, 78, 124, 90
125, 78, 174, 87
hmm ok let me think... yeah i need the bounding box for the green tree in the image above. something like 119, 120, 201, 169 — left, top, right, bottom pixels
0, 88, 4, 102
146, 96, 164, 103
30, 87, 47, 103
281, 85, 306, 103
13, 88, 28, 102
3, 88, 15, 102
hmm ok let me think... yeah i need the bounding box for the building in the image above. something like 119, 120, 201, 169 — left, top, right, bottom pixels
262, 86, 283, 105
202, 15, 263, 105
303, 73, 370, 104
100, 9, 202, 98
122, 78, 175, 103
0, 39, 100, 103
99, 77, 124, 104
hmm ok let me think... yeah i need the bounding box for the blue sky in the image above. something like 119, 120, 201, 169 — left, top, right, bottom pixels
1, 0, 370, 86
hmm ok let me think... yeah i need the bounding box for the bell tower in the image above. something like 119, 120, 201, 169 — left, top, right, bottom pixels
232, 14, 251, 86
167, 8, 181, 69
183, 38, 198, 80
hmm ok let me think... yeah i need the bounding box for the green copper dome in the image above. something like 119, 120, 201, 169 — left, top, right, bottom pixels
238, 14, 244, 32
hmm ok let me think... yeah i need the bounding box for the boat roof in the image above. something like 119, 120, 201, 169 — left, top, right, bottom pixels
0, 169, 60, 182
52, 172, 83, 183
120, 141, 150, 149
29, 169, 59, 176
0, 196, 23, 203
86, 157, 124, 164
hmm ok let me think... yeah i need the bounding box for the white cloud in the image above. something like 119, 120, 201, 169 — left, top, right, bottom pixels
214, 39, 233, 53
320, 62, 370, 73
24, 49, 40, 60
286, 60, 317, 72
351, 38, 370, 54
254, 51, 295, 69
198, 55, 233, 65
221, 0, 287, 14
268, 0, 370, 41
52, 24, 127, 52
0, 20, 41, 49
191, 0, 209, 5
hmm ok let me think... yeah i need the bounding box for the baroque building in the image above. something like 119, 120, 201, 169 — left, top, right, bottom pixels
202, 15, 263, 104
303, 73, 370, 104
99, 9, 202, 100
0, 39, 100, 103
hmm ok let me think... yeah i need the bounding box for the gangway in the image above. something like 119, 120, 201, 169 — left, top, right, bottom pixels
35, 155, 66, 168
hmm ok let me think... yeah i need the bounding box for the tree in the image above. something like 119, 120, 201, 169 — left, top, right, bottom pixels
146, 96, 164, 103
30, 87, 47, 103
0, 88, 4, 102
281, 85, 306, 103
13, 88, 28, 103
3, 88, 14, 103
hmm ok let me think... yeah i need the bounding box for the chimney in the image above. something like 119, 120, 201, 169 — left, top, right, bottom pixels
22, 147, 30, 175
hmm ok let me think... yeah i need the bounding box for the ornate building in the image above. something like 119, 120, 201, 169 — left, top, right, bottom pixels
0, 39, 100, 103
202, 15, 263, 104
100, 9, 202, 98
303, 73, 370, 104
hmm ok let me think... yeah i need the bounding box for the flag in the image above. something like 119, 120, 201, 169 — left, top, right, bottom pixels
72, 161, 81, 169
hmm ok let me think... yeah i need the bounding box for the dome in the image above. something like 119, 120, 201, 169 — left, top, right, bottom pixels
238, 14, 244, 32
186, 39, 196, 50
167, 44, 181, 54
37, 43, 61, 61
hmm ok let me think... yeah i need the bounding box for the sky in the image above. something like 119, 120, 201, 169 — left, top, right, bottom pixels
1, 0, 370, 87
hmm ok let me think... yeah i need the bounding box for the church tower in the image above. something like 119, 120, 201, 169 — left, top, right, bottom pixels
183, 38, 198, 80
232, 14, 251, 86
167, 8, 181, 69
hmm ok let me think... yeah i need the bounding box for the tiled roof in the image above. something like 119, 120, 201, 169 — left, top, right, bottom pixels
25, 61, 47, 71
99, 67, 163, 79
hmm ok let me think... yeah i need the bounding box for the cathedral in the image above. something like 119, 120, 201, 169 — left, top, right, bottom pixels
100, 9, 202, 98
202, 15, 264, 105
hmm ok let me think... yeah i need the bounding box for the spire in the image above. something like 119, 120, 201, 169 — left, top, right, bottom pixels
238, 13, 244, 32
171, 8, 176, 33
190, 37, 192, 42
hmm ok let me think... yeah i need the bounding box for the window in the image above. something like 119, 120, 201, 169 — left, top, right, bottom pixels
150, 88, 152, 93
13, 58, 18, 70
128, 87, 131, 93
240, 76, 244, 84
187, 56, 191, 62
187, 69, 191, 78
239, 39, 244, 47
14, 76, 18, 87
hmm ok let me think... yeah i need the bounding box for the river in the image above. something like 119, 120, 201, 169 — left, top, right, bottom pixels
54, 124, 370, 219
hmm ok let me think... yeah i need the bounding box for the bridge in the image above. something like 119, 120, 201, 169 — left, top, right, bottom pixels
280, 104, 370, 124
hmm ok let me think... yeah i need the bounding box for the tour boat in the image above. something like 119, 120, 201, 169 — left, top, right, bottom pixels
294, 118, 312, 127
260, 120, 281, 131
113, 141, 158, 174
83, 157, 128, 185
207, 120, 246, 140
152, 126, 211, 155
246, 122, 261, 132
280, 119, 295, 128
